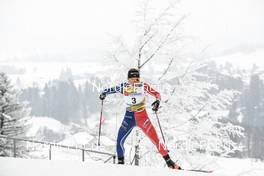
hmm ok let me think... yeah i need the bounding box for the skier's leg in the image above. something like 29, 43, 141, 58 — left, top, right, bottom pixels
135, 110, 181, 169
135, 110, 168, 157
116, 111, 136, 163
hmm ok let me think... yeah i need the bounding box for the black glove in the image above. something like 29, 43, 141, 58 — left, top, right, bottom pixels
99, 93, 106, 100
152, 100, 160, 112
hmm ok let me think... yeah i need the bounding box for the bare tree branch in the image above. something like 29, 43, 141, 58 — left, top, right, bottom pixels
142, 0, 150, 34
138, 33, 155, 69
158, 57, 174, 81
138, 33, 155, 55
143, 5, 172, 37
139, 15, 186, 69
137, 1, 177, 68
164, 45, 212, 103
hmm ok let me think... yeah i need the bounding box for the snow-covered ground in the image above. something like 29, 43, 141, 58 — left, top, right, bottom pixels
0, 157, 264, 176
0, 157, 210, 176
190, 156, 264, 176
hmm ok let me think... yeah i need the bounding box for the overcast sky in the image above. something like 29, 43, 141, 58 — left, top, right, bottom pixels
0, 0, 264, 63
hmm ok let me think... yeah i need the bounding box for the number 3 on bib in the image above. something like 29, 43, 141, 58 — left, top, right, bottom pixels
132, 97, 137, 104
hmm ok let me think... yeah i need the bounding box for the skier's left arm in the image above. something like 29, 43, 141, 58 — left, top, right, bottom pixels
144, 83, 161, 111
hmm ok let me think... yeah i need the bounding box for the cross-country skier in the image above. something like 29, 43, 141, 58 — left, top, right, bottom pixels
99, 68, 181, 169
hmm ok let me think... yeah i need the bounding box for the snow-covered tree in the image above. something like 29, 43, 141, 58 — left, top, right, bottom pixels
0, 72, 30, 157
98, 0, 245, 167
160, 69, 245, 153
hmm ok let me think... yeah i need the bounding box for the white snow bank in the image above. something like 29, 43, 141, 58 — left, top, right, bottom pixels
0, 157, 208, 176
60, 132, 94, 146
26, 117, 67, 137
26, 117, 67, 142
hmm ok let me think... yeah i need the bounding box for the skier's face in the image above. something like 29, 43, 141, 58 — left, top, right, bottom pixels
128, 78, 140, 85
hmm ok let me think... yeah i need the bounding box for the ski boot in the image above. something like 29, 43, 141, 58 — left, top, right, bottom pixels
118, 157, 124, 164
163, 155, 182, 170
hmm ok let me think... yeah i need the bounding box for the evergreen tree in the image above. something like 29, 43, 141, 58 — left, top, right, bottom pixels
41, 80, 80, 123
242, 74, 264, 160
0, 72, 30, 157
20, 86, 42, 116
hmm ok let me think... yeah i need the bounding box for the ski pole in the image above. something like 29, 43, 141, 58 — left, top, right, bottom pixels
98, 100, 104, 146
155, 111, 166, 145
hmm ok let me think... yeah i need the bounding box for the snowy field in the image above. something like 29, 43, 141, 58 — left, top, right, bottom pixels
0, 157, 213, 176
0, 157, 264, 176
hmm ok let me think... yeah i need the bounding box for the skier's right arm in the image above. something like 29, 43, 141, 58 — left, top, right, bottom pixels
99, 83, 125, 100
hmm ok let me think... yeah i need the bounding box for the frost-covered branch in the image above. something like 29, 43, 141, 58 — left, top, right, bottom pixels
139, 15, 186, 69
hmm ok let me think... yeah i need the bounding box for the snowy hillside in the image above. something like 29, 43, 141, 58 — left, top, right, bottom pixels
213, 49, 264, 69
26, 117, 68, 142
